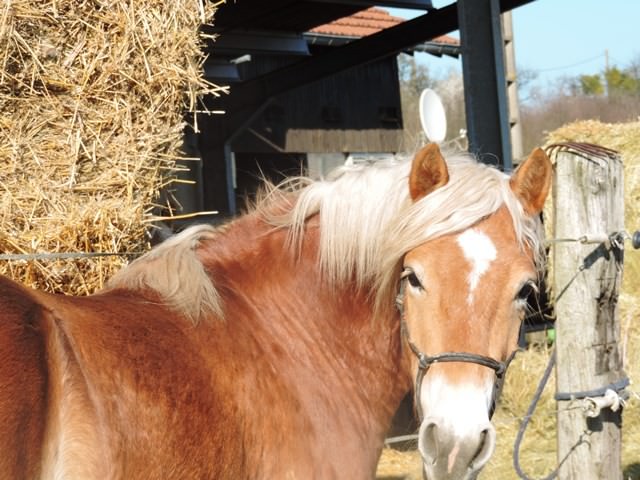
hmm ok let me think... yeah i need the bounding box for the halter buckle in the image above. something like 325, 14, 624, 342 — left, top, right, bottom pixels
417, 352, 429, 370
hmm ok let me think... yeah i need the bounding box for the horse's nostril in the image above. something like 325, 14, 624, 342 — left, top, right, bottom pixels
469, 425, 496, 472
419, 418, 496, 477
470, 429, 487, 465
419, 421, 440, 465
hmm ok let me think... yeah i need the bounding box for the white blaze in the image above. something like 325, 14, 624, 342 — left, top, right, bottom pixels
457, 229, 497, 304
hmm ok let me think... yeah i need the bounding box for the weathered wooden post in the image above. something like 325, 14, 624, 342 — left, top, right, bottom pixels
551, 143, 626, 479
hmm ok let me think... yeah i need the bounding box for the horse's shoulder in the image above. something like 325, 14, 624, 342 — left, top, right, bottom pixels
0, 276, 52, 479
0, 274, 43, 311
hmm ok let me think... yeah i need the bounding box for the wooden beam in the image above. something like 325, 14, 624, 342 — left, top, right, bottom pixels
308, 0, 433, 10
204, 30, 310, 56
208, 0, 300, 33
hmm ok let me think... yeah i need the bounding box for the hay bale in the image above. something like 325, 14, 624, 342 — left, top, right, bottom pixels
546, 120, 640, 288
0, 0, 222, 294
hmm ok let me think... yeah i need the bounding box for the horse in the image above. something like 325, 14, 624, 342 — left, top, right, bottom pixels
0, 143, 551, 480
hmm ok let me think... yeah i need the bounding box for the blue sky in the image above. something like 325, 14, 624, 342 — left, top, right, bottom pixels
388, 0, 640, 92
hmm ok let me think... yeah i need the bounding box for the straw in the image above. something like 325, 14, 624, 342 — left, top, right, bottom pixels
0, 0, 223, 294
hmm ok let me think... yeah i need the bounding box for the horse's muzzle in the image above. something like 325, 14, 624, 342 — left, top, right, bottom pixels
419, 416, 496, 480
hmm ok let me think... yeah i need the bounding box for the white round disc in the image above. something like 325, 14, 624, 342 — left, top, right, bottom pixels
418, 88, 447, 143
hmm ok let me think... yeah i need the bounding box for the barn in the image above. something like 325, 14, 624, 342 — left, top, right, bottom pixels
178, 7, 459, 218
176, 0, 534, 220
0, 0, 534, 291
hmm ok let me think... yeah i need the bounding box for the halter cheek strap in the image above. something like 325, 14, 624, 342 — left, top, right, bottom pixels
396, 275, 514, 421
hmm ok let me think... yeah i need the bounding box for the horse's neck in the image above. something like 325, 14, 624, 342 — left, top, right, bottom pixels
198, 214, 410, 474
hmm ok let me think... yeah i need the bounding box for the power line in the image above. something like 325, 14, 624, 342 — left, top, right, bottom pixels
530, 53, 605, 73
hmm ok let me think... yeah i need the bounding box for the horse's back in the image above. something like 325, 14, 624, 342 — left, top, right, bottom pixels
0, 275, 49, 479
0, 275, 243, 479
42, 289, 238, 479
0, 271, 383, 479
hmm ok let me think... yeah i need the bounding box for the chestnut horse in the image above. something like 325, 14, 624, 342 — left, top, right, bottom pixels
0, 144, 551, 480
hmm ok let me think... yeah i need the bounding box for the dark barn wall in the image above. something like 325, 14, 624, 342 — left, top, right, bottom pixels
197, 53, 403, 216
233, 152, 306, 211
232, 55, 404, 154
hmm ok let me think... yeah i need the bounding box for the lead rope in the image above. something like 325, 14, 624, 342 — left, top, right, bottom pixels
513, 349, 560, 480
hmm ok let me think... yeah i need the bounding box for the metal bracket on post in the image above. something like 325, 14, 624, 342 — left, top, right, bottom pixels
582, 389, 626, 418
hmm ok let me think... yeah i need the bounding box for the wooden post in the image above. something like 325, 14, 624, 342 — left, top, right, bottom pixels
501, 11, 524, 163
552, 145, 625, 479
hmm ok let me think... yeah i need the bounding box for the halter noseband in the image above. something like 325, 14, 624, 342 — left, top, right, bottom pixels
395, 272, 511, 421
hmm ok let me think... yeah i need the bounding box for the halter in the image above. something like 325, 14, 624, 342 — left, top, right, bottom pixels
395, 271, 512, 421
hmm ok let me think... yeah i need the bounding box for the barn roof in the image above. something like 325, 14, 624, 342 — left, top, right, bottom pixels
304, 7, 459, 57
309, 7, 409, 37
204, 4, 460, 82
308, 7, 457, 46
205, 0, 533, 111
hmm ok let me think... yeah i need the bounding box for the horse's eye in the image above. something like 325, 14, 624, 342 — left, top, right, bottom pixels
401, 268, 424, 291
407, 272, 423, 290
516, 282, 536, 301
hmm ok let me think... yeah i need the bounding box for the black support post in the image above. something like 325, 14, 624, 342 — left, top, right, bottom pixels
457, 0, 512, 170
197, 114, 234, 217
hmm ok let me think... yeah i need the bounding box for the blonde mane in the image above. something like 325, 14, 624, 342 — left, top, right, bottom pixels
104, 225, 222, 322
105, 151, 544, 322
265, 152, 544, 313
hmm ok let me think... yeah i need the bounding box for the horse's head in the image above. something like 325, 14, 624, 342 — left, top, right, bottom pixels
399, 144, 552, 480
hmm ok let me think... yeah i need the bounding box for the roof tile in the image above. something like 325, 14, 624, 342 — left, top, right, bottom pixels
309, 7, 458, 45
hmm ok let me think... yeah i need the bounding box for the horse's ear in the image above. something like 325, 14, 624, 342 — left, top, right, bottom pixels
509, 148, 552, 215
409, 143, 450, 201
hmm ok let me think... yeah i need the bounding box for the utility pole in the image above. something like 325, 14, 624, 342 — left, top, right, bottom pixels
502, 12, 523, 164
604, 48, 610, 97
